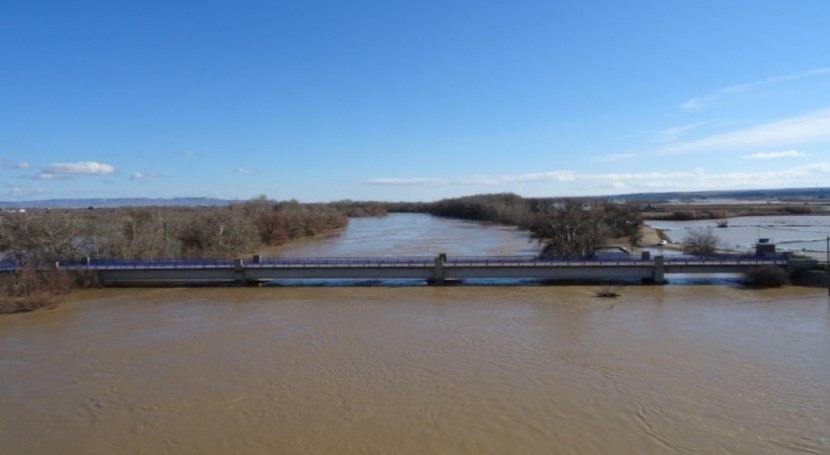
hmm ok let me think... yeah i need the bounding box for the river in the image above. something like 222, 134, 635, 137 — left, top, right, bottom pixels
1, 214, 829, 454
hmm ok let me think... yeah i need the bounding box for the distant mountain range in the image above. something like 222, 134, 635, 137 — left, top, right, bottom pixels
615, 187, 830, 201
0, 197, 231, 209
2, 187, 830, 209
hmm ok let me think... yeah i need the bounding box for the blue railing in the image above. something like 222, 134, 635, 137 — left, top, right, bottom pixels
41, 254, 789, 271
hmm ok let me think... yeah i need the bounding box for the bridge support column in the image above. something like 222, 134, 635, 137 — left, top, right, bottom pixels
233, 259, 248, 286
652, 255, 666, 284
431, 253, 447, 285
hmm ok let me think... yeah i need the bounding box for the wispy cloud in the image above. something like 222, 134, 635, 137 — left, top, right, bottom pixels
593, 153, 637, 162
4, 185, 46, 198
28, 161, 117, 180
366, 177, 448, 187
659, 109, 830, 154
680, 67, 830, 111
233, 167, 255, 175
46, 161, 116, 175
652, 123, 704, 143
130, 171, 160, 182
0, 159, 31, 170
180, 150, 199, 158
366, 162, 830, 194
742, 150, 810, 160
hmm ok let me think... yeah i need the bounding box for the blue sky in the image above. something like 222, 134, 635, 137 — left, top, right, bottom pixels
2, 1, 830, 202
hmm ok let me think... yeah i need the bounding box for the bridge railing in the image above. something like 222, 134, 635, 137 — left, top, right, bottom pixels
58, 258, 236, 270
445, 255, 650, 266
662, 255, 787, 265
251, 256, 435, 267
49, 254, 789, 271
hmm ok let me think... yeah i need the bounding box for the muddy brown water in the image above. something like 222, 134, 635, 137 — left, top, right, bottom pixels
1, 215, 829, 454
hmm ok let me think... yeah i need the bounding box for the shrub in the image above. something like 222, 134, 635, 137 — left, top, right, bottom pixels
595, 284, 623, 298
671, 210, 698, 220
682, 227, 720, 256
745, 265, 790, 288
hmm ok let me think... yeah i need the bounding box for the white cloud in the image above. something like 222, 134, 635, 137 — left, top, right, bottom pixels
365, 162, 830, 195
47, 161, 116, 175
680, 67, 830, 111
593, 153, 637, 162
659, 109, 830, 154
653, 123, 704, 143
366, 177, 449, 187
0, 159, 31, 170
180, 150, 198, 158
130, 171, 160, 181
742, 150, 810, 160
4, 186, 47, 198
234, 167, 255, 175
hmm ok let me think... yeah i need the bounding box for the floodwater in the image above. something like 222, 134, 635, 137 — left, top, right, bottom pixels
1, 215, 829, 455
648, 215, 830, 258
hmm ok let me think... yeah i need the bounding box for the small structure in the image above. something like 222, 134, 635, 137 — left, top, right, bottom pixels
755, 238, 777, 257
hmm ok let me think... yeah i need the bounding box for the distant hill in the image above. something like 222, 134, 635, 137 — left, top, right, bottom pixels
3, 186, 830, 209
613, 187, 830, 202
0, 197, 231, 209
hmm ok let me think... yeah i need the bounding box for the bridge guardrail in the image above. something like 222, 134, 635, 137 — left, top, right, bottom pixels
45, 254, 789, 272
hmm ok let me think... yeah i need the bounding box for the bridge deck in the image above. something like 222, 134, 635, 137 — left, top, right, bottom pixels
44, 254, 791, 286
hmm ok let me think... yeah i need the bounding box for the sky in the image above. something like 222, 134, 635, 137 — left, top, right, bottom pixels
2, 1, 830, 203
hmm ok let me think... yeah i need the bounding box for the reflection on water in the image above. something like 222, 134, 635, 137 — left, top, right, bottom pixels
1, 215, 829, 455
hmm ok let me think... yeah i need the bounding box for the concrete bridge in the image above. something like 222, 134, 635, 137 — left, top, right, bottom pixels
53, 254, 804, 286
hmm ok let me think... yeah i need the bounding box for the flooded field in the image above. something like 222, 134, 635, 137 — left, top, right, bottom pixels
648, 215, 830, 258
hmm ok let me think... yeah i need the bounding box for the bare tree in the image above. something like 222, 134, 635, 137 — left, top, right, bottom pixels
682, 227, 720, 256
530, 199, 608, 258
0, 210, 85, 265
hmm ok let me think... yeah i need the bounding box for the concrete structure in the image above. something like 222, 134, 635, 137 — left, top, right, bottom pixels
52, 254, 795, 286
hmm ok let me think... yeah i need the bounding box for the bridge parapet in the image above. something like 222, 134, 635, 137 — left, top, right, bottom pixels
39, 253, 800, 286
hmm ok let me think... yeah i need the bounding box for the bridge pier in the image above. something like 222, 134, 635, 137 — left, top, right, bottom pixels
431, 253, 447, 285
652, 255, 666, 284
233, 259, 262, 286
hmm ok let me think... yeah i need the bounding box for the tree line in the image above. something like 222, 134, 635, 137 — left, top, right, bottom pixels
0, 197, 388, 312
1, 193, 647, 312
416, 193, 644, 258
1, 192, 650, 265
0, 197, 392, 266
